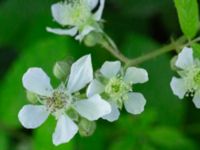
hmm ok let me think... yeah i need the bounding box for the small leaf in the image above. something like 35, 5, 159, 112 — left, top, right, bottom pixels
174, 0, 199, 38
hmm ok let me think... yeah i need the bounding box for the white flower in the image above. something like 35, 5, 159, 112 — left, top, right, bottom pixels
46, 0, 105, 41
87, 61, 148, 122
170, 47, 200, 108
18, 55, 111, 146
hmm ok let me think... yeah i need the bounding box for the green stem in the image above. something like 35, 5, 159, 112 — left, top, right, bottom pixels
127, 36, 187, 66
101, 41, 130, 64
100, 33, 130, 64
101, 34, 200, 67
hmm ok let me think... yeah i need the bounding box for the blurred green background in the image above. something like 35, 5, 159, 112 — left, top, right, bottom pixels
0, 0, 200, 150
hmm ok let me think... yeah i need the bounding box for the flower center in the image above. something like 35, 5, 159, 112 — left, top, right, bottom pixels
45, 89, 72, 114
182, 66, 200, 96
69, 0, 92, 28
193, 70, 200, 85
105, 77, 132, 101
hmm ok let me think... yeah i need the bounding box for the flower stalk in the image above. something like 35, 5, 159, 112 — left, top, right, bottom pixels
101, 34, 200, 67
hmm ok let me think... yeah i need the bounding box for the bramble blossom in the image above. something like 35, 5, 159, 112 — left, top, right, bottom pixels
87, 61, 148, 122
47, 0, 105, 41
170, 47, 200, 108
18, 55, 111, 145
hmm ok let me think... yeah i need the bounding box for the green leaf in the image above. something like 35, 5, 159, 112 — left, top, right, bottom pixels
0, 0, 53, 48
192, 43, 200, 58
174, 0, 199, 38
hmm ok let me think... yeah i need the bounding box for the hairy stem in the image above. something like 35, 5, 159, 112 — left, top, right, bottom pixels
101, 34, 200, 67
127, 36, 186, 66
101, 40, 130, 64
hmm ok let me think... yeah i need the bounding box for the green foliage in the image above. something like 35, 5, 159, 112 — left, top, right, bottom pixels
174, 0, 199, 39
0, 131, 9, 150
148, 127, 197, 150
0, 0, 54, 48
192, 43, 200, 58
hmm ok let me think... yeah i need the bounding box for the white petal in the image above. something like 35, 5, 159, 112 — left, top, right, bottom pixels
175, 47, 194, 69
170, 77, 187, 99
100, 61, 121, 79
53, 115, 78, 146
67, 55, 93, 93
22, 68, 53, 96
51, 2, 71, 26
73, 95, 111, 121
87, 0, 99, 10
102, 102, 120, 122
75, 26, 94, 41
18, 105, 49, 129
93, 0, 105, 21
124, 67, 149, 84
124, 92, 146, 115
193, 92, 200, 108
87, 79, 105, 97
46, 27, 78, 36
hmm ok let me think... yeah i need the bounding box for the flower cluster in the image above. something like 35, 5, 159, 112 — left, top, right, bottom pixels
170, 47, 200, 108
18, 0, 200, 147
47, 0, 105, 41
18, 55, 149, 145
18, 55, 111, 145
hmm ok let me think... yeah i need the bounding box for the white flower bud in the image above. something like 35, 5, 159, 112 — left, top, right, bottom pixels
84, 31, 103, 47
53, 60, 72, 81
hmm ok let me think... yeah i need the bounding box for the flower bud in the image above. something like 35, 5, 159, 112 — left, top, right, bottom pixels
53, 59, 72, 81
78, 118, 96, 137
26, 91, 38, 104
84, 31, 103, 47
170, 56, 178, 71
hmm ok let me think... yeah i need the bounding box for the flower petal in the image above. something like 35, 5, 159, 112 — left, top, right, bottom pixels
73, 95, 111, 121
124, 92, 146, 115
170, 77, 187, 99
18, 105, 49, 129
22, 68, 53, 96
75, 26, 94, 41
93, 0, 105, 21
67, 55, 93, 93
46, 27, 78, 36
124, 67, 149, 84
175, 47, 194, 69
53, 115, 78, 146
87, 0, 99, 10
100, 61, 121, 79
102, 101, 120, 122
193, 92, 200, 108
51, 2, 71, 26
87, 79, 105, 97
